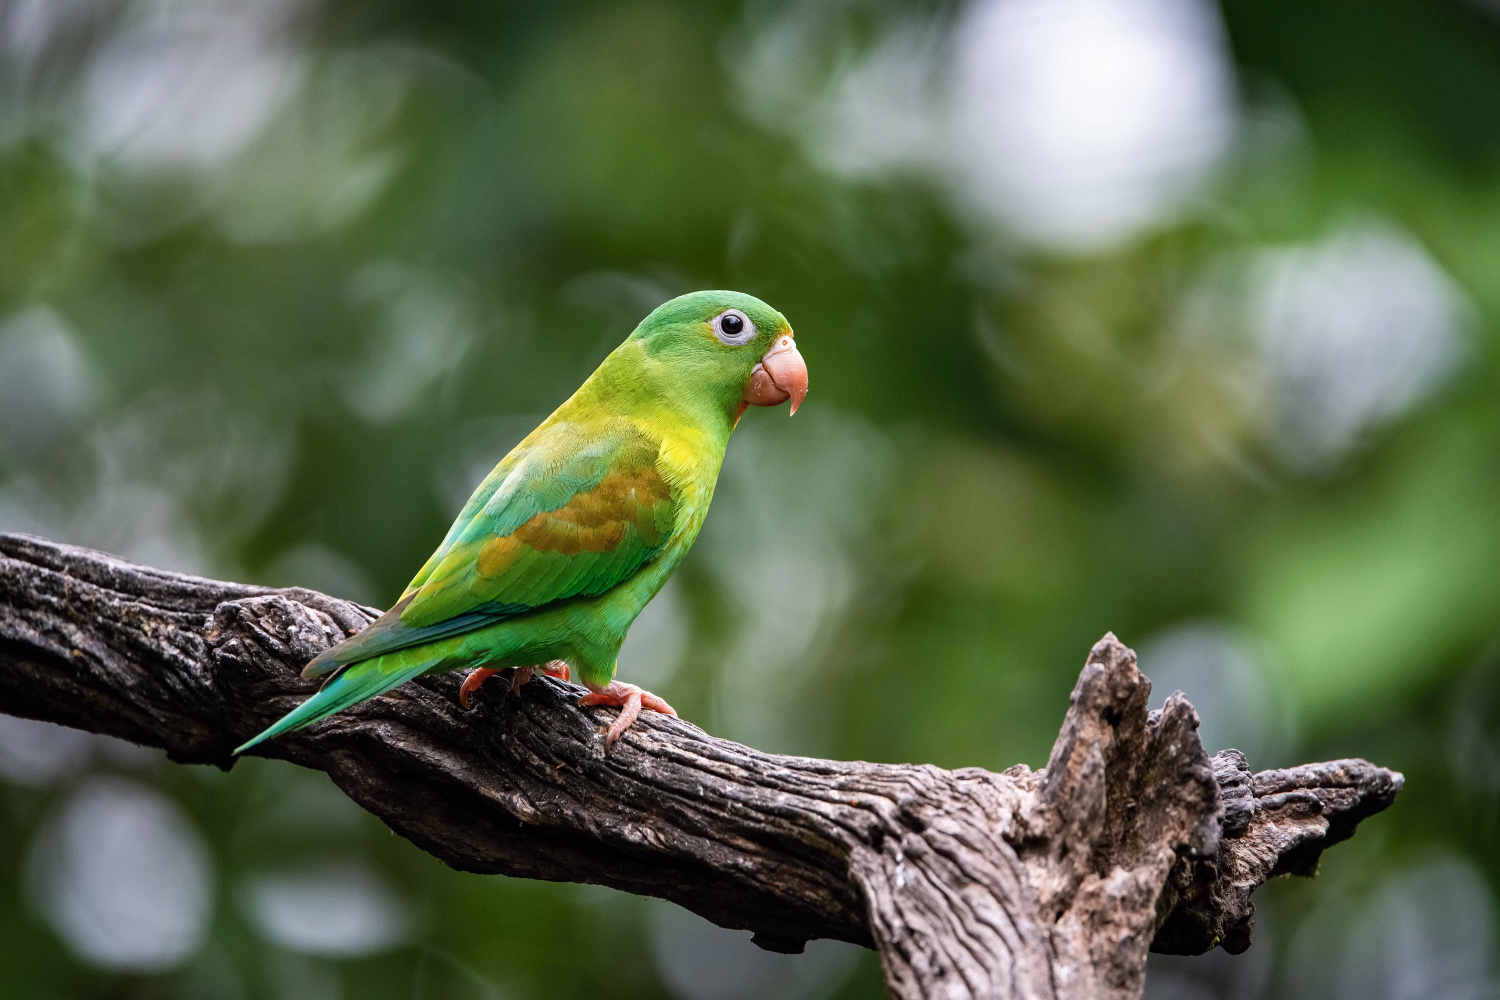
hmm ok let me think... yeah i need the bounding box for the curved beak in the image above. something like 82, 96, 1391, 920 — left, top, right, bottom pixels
739, 333, 808, 418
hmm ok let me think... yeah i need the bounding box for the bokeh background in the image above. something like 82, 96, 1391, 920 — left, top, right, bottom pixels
1, 0, 1498, 997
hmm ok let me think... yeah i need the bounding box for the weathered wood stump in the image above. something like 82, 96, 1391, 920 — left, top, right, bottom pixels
0, 533, 1401, 999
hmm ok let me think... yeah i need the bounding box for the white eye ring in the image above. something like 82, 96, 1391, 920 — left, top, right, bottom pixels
711, 308, 757, 346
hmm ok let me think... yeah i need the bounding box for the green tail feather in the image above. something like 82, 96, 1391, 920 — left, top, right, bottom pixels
234, 651, 439, 754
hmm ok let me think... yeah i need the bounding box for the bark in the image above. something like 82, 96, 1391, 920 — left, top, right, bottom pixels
0, 533, 1401, 1000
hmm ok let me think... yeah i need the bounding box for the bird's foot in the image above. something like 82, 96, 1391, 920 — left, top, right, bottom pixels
579, 681, 677, 753
459, 661, 571, 708
459, 668, 498, 709
511, 660, 571, 695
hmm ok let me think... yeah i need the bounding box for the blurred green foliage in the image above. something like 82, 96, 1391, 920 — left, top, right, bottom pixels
4, 0, 1500, 997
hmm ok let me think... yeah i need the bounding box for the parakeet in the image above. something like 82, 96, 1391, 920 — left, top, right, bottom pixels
236, 290, 807, 755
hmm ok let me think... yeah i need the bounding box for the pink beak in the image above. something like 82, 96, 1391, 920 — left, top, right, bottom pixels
739, 334, 809, 419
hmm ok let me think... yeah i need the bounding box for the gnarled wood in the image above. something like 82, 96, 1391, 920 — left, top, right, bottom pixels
0, 533, 1401, 999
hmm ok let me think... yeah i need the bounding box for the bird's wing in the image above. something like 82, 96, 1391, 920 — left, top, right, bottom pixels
403, 418, 677, 623
303, 419, 677, 674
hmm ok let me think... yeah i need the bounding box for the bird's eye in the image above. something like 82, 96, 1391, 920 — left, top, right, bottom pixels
712, 309, 757, 346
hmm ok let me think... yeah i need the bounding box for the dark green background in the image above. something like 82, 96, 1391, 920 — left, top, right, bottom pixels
2, 1, 1499, 997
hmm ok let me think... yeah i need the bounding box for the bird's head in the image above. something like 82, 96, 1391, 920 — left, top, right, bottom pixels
626, 290, 808, 426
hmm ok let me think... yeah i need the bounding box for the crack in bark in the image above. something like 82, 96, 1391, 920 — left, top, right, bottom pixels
0, 533, 1402, 999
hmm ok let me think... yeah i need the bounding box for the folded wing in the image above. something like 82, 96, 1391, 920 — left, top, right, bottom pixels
302, 419, 677, 676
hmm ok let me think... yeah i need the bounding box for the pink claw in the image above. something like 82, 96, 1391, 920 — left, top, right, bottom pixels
461, 661, 572, 707
578, 680, 678, 753
460, 668, 500, 709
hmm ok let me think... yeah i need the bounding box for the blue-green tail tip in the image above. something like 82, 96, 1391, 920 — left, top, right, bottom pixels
233, 711, 308, 755
232, 675, 351, 755
233, 652, 439, 755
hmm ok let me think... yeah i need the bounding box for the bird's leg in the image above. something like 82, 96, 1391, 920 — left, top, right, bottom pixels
578, 681, 677, 753
459, 668, 500, 709
460, 661, 571, 708
510, 660, 571, 695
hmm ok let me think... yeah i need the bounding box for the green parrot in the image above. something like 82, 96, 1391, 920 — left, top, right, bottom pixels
236, 290, 807, 755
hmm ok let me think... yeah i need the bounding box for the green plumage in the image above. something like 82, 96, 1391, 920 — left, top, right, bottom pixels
236, 290, 795, 754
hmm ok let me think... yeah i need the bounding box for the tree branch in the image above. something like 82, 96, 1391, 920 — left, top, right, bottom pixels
0, 533, 1401, 1000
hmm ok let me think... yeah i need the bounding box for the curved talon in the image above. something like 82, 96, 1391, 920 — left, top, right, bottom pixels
462, 662, 572, 707
513, 660, 572, 695
579, 681, 677, 753
459, 668, 500, 709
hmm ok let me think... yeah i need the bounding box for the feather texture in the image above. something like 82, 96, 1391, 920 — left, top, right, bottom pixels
237, 290, 798, 752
